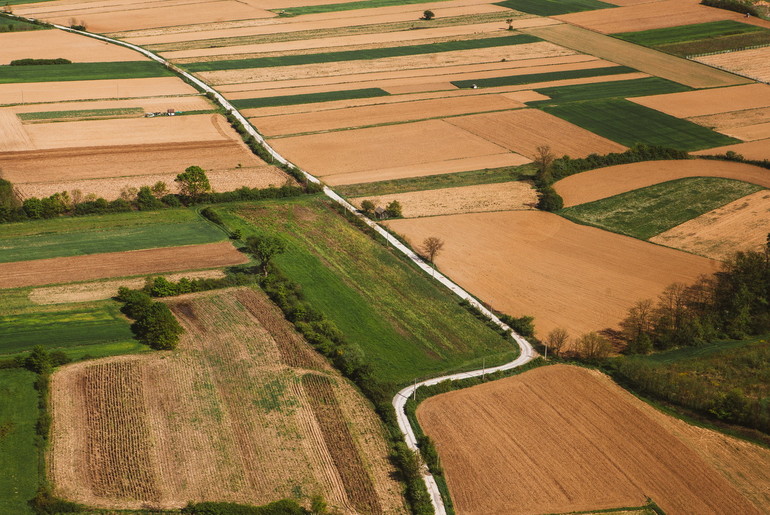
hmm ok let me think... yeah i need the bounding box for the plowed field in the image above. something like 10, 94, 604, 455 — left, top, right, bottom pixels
631, 83, 770, 118
417, 365, 763, 515
693, 139, 770, 161
0, 30, 148, 65
49, 288, 403, 512
721, 121, 770, 141
0, 111, 32, 152
386, 211, 717, 336
0, 242, 247, 289
554, 160, 770, 207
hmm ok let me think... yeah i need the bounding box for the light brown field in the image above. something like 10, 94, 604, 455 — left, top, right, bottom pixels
690, 106, 770, 131
352, 181, 537, 218
521, 23, 751, 88
720, 121, 770, 141
0, 242, 247, 289
0, 110, 33, 152
446, 108, 626, 159
251, 94, 525, 137
0, 30, 147, 64
693, 139, 770, 161
386, 211, 718, 337
695, 47, 770, 83
0, 77, 197, 105
631, 83, 770, 118
49, 288, 404, 512
650, 190, 770, 260
9, 95, 212, 115
555, 160, 770, 207
417, 365, 766, 515
268, 119, 510, 177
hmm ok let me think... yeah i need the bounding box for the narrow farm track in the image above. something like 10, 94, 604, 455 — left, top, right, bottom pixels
29, 19, 537, 514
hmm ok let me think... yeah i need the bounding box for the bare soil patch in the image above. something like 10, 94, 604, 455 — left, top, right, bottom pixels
386, 211, 717, 337
555, 160, 770, 207
650, 190, 770, 260
720, 121, 770, 141
631, 83, 770, 119
693, 139, 770, 161
690, 107, 770, 131
695, 46, 770, 83
417, 365, 763, 515
0, 111, 32, 152
0, 242, 247, 289
447, 108, 626, 159
9, 95, 212, 115
352, 181, 537, 218
0, 30, 147, 65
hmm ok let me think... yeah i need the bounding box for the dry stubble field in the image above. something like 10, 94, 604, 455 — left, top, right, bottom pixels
0, 29, 147, 64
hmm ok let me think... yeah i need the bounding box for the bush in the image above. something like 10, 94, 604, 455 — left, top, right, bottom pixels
182, 500, 308, 515
30, 486, 83, 514
117, 288, 183, 350
701, 0, 760, 15
10, 58, 71, 66
536, 186, 563, 211
499, 314, 536, 338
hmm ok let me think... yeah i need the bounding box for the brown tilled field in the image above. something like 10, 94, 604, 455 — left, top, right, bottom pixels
631, 83, 770, 119
695, 47, 770, 83
554, 160, 770, 207
351, 181, 538, 218
650, 190, 770, 260
693, 139, 770, 161
49, 288, 404, 512
690, 107, 770, 131
0, 111, 33, 152
417, 365, 766, 515
386, 211, 718, 337
9, 95, 212, 115
721, 121, 770, 141
0, 242, 247, 289
0, 30, 147, 64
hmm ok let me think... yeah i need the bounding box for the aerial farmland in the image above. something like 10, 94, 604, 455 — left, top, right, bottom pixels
1, 0, 770, 514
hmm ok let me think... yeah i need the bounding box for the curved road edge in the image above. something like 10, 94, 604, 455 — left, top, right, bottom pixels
33, 20, 538, 515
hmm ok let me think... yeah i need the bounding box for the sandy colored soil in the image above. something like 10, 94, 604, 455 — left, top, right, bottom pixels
0, 77, 197, 105
323, 153, 530, 186
721, 121, 770, 141
382, 82, 457, 94
555, 160, 770, 207
446, 108, 626, 159
0, 140, 267, 184
29, 269, 226, 304
631, 83, 770, 119
695, 47, 770, 84
650, 190, 770, 260
417, 365, 765, 515
0, 30, 148, 65
49, 288, 404, 512
9, 95, 211, 114
352, 181, 537, 218
251, 94, 525, 137
386, 211, 718, 337
0, 242, 247, 289
0, 110, 33, 152
690, 107, 770, 131
693, 139, 770, 161
521, 23, 751, 88
269, 118, 510, 176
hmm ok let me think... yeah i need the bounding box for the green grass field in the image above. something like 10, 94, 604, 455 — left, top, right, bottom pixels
220, 197, 517, 385
336, 164, 535, 197
0, 369, 38, 515
185, 34, 539, 72
275, 0, 451, 16
530, 77, 691, 105
233, 88, 389, 110
494, 0, 615, 16
451, 65, 635, 89
18, 107, 144, 121
542, 99, 741, 151
0, 16, 49, 30
0, 61, 174, 84
559, 177, 763, 239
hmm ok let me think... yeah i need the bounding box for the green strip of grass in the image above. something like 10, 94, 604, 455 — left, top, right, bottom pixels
530, 77, 691, 105
336, 164, 535, 197
233, 88, 389, 110
613, 20, 764, 47
0, 61, 174, 84
559, 177, 763, 239
221, 197, 517, 385
541, 98, 741, 152
18, 107, 144, 120
451, 65, 635, 89
184, 34, 539, 72
0, 16, 49, 30
494, 0, 615, 16
275, 0, 451, 16
0, 369, 37, 515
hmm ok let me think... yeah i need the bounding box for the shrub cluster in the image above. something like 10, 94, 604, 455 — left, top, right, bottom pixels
701, 0, 761, 15
10, 58, 71, 66
182, 499, 309, 515
700, 149, 770, 170
117, 288, 183, 350
143, 273, 257, 298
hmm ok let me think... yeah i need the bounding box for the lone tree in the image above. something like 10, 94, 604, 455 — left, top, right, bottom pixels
533, 145, 555, 186
360, 199, 375, 215
245, 235, 287, 275
422, 236, 444, 264
506, 18, 514, 30
386, 200, 402, 218
175, 165, 211, 202
422, 9, 435, 20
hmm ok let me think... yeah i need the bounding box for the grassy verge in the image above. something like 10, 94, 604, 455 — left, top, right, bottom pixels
452, 65, 635, 88
335, 164, 535, 197
541, 99, 741, 151
274, 0, 451, 16
559, 177, 763, 239
0, 61, 174, 84
233, 88, 389, 110
494, 0, 615, 16
0, 15, 49, 30
17, 107, 144, 121
184, 34, 540, 72
530, 77, 691, 105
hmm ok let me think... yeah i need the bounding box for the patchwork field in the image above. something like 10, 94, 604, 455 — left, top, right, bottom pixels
694, 46, 770, 83
417, 365, 767, 515
0, 29, 148, 64
49, 288, 404, 512
0, 77, 197, 104
630, 83, 770, 119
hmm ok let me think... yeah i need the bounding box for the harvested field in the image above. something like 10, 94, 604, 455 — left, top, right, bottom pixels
720, 121, 770, 141
0, 77, 197, 105
0, 110, 32, 152
417, 365, 764, 515
554, 160, 770, 207
49, 288, 403, 511
0, 30, 147, 65
250, 94, 525, 136
650, 190, 770, 260
690, 107, 770, 131
0, 242, 247, 289
446, 108, 626, 159
693, 139, 770, 161
268, 119, 510, 177
9, 95, 212, 115
386, 211, 717, 337
521, 24, 751, 88
694, 46, 770, 83
630, 83, 770, 118
351, 181, 537, 218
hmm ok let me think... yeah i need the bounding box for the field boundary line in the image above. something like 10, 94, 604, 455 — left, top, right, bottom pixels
24, 18, 537, 515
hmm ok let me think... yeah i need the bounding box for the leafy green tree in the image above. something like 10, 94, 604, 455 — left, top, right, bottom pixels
386, 200, 402, 218
422, 9, 435, 19
245, 235, 287, 276
132, 303, 183, 350
22, 197, 43, 219
175, 165, 211, 202
136, 186, 163, 210
360, 199, 375, 215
